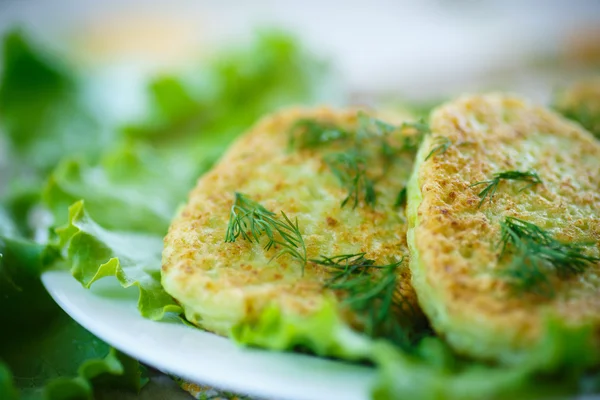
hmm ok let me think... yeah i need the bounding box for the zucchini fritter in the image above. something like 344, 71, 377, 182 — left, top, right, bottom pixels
407, 93, 600, 364
162, 107, 422, 341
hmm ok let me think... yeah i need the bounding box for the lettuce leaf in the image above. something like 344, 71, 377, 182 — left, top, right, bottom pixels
55, 200, 181, 320
43, 144, 193, 320
43, 347, 145, 400
44, 144, 199, 234
0, 29, 112, 237
0, 362, 18, 400
232, 302, 373, 360
0, 30, 107, 176
372, 319, 599, 400
3, 310, 147, 400
0, 210, 147, 399
0, 234, 58, 331
123, 30, 334, 160
233, 301, 600, 399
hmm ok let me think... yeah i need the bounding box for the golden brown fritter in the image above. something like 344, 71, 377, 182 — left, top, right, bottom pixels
162, 106, 422, 338
407, 93, 600, 364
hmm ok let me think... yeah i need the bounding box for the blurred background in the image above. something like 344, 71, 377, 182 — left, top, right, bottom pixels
1, 0, 599, 106
0, 2, 599, 399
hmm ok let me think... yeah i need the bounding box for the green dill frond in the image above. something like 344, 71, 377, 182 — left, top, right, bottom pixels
470, 170, 542, 208
379, 139, 397, 173
399, 120, 430, 152
289, 113, 422, 210
400, 120, 430, 134
311, 253, 418, 348
357, 112, 397, 139
498, 216, 599, 297
394, 187, 407, 208
324, 151, 376, 209
311, 253, 376, 278
424, 136, 452, 161
358, 113, 428, 153
399, 120, 428, 152
357, 113, 400, 172
225, 192, 307, 272
288, 119, 350, 149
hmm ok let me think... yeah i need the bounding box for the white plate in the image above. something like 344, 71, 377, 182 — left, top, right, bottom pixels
41, 270, 375, 400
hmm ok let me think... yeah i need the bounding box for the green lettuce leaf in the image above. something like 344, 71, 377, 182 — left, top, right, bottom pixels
0, 29, 112, 236
0, 232, 58, 331
43, 347, 144, 400
0, 362, 18, 400
372, 341, 539, 400
44, 144, 199, 234
0, 210, 147, 399
371, 318, 599, 400
43, 144, 193, 320
55, 200, 181, 319
123, 30, 335, 160
3, 310, 147, 400
231, 302, 373, 360
0, 30, 107, 176
232, 298, 599, 399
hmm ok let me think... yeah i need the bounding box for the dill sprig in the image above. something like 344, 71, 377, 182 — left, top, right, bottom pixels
357, 113, 428, 152
498, 216, 599, 297
288, 119, 349, 149
399, 121, 428, 152
401, 120, 430, 134
357, 113, 397, 139
324, 151, 376, 209
311, 253, 418, 348
288, 113, 426, 209
394, 187, 407, 208
424, 136, 452, 161
470, 170, 542, 208
357, 113, 397, 172
225, 192, 307, 272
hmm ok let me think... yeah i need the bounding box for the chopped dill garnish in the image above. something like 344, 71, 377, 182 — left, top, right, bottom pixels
498, 216, 599, 297
357, 112, 397, 139
470, 170, 542, 208
288, 119, 349, 149
288, 113, 426, 209
394, 187, 407, 208
380, 139, 397, 173
357, 113, 428, 153
324, 151, 376, 209
424, 136, 452, 161
400, 120, 430, 135
399, 120, 428, 152
225, 192, 307, 272
311, 253, 418, 348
